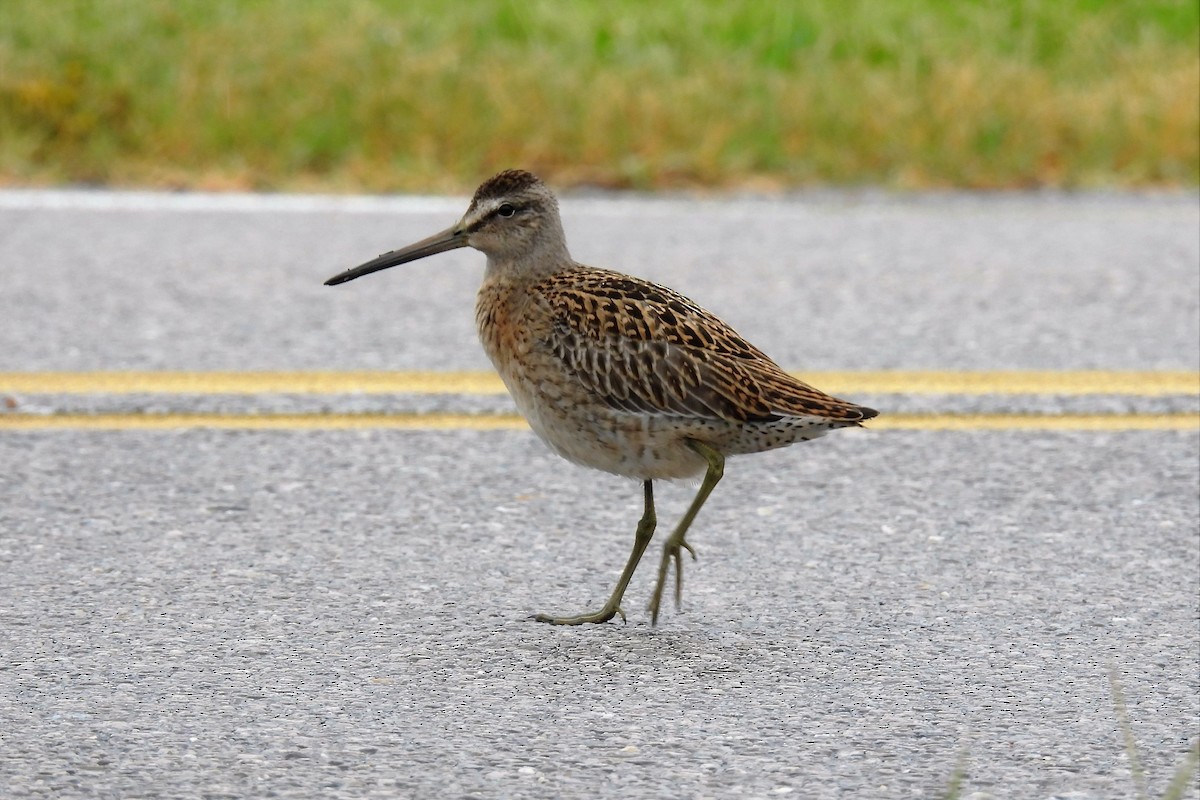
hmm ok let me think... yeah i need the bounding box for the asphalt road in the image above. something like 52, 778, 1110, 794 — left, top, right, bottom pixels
1, 189, 1198, 799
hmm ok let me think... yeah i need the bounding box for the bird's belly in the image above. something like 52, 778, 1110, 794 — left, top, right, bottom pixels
497, 371, 840, 480
500, 373, 712, 480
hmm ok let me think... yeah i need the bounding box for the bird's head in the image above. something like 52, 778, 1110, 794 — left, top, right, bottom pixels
324, 169, 567, 286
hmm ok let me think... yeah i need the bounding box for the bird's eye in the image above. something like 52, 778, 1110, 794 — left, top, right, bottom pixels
497, 204, 516, 218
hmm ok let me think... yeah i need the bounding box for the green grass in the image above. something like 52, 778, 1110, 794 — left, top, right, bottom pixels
1110, 669, 1200, 800
0, 0, 1196, 191
937, 672, 1198, 800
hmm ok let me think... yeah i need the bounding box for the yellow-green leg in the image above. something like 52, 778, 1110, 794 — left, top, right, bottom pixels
649, 440, 725, 626
533, 479, 657, 625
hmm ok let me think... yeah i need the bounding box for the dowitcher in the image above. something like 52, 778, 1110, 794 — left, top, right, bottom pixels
326, 170, 877, 626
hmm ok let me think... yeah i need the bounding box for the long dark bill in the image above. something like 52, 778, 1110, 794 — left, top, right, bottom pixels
324, 225, 467, 286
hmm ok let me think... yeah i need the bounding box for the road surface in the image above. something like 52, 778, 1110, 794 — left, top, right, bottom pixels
1, 188, 1197, 799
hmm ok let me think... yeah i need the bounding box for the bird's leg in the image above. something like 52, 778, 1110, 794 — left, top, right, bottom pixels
649, 440, 725, 626
533, 480, 657, 625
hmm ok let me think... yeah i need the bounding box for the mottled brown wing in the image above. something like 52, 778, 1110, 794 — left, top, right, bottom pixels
538, 269, 871, 423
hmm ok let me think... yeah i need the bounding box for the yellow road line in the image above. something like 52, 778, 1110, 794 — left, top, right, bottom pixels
0, 370, 1197, 396
0, 371, 505, 395
0, 412, 528, 431
872, 413, 1199, 431
1, 412, 1196, 432
0, 412, 525, 431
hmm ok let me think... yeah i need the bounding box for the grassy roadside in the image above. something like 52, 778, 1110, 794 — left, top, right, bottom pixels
0, 0, 1196, 192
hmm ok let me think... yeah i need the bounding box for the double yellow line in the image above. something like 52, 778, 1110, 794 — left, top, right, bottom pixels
2, 370, 1196, 396
1, 371, 1196, 431
2, 411, 1194, 432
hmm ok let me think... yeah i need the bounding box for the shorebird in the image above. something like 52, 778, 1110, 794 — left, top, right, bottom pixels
326, 169, 877, 626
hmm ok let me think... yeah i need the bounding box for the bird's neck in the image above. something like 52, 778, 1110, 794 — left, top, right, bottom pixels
483, 241, 575, 285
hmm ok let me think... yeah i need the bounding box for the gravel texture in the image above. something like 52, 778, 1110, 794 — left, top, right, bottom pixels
1, 429, 1197, 799
0, 190, 1197, 799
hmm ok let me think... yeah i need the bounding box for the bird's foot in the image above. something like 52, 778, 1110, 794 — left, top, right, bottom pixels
649, 535, 697, 626
531, 604, 626, 626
